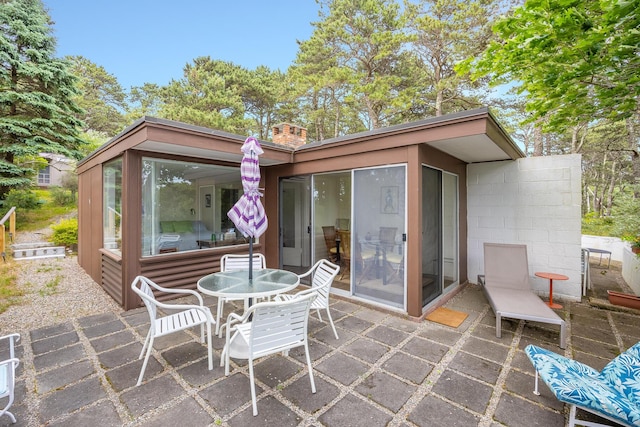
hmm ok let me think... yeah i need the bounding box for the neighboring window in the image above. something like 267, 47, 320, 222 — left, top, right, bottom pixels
103, 158, 123, 254
38, 165, 51, 185
141, 158, 246, 256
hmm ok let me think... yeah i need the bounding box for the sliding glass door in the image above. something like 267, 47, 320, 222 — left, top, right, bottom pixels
352, 165, 406, 309
422, 165, 458, 308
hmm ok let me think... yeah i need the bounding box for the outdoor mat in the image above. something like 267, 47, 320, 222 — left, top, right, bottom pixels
425, 307, 468, 328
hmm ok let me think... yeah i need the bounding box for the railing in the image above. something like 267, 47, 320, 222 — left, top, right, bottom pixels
0, 207, 16, 261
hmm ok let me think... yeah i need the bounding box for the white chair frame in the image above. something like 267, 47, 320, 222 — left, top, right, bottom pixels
221, 293, 317, 416
276, 259, 341, 339
217, 253, 266, 336
131, 276, 214, 386
0, 333, 20, 423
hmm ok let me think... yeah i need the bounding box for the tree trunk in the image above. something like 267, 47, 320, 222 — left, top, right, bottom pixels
533, 123, 543, 156
604, 160, 617, 216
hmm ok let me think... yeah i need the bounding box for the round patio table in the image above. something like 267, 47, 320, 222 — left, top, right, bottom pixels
197, 268, 300, 301
535, 271, 569, 309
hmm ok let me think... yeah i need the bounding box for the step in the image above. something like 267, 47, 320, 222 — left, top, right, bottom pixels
11, 243, 66, 260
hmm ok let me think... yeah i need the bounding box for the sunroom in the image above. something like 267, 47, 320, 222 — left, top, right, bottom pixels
76, 108, 583, 318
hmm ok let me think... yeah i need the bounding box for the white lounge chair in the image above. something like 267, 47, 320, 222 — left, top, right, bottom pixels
221, 293, 317, 416
131, 276, 214, 386
0, 333, 20, 423
276, 259, 341, 339
482, 243, 566, 349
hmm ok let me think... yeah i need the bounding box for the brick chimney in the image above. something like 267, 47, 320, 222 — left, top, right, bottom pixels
272, 123, 307, 148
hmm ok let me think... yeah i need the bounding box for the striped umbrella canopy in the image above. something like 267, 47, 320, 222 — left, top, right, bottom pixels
227, 137, 267, 278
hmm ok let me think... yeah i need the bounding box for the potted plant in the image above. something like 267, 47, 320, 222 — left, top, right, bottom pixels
632, 236, 640, 254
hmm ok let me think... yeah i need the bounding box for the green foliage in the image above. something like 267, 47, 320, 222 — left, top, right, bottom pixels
581, 212, 614, 237
50, 218, 78, 247
610, 190, 640, 239
67, 55, 128, 135
0, 0, 88, 198
460, 0, 640, 132
3, 188, 40, 209
0, 261, 23, 314
49, 186, 75, 206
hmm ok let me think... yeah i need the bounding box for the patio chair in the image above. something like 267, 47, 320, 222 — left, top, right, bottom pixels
482, 243, 566, 349
0, 333, 20, 423
131, 276, 214, 386
275, 259, 341, 339
525, 343, 640, 427
220, 293, 317, 416
217, 253, 267, 336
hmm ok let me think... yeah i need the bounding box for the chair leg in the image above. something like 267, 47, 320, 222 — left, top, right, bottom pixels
304, 342, 316, 394
137, 335, 155, 386
139, 329, 151, 359
315, 308, 323, 322
249, 359, 258, 416
206, 322, 213, 371
325, 307, 339, 340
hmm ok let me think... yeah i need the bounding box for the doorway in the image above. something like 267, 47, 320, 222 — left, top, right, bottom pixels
280, 177, 311, 274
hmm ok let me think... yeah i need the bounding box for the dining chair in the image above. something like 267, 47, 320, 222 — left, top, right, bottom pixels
337, 230, 351, 279
322, 226, 338, 262
379, 227, 403, 283
217, 253, 266, 336
131, 276, 214, 386
0, 333, 20, 423
220, 293, 317, 416
276, 259, 341, 339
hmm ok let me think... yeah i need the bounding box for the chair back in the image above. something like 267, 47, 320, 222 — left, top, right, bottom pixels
483, 243, 530, 290
322, 226, 336, 254
310, 260, 340, 307
131, 276, 159, 321
337, 230, 351, 261
379, 227, 397, 248
249, 293, 315, 358
221, 253, 266, 272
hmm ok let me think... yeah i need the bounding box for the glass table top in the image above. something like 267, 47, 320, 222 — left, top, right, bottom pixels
197, 268, 300, 299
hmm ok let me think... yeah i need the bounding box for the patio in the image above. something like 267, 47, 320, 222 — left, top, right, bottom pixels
2, 262, 639, 427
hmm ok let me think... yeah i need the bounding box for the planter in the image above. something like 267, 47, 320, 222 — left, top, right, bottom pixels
632, 246, 640, 254
607, 290, 640, 310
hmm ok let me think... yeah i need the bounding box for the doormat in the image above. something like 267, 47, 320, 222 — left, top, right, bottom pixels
425, 307, 468, 328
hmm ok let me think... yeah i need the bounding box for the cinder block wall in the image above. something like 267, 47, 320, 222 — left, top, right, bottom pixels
467, 154, 583, 302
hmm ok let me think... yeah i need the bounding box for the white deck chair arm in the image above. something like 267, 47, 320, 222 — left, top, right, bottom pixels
139, 278, 205, 305
151, 301, 213, 322
0, 358, 19, 369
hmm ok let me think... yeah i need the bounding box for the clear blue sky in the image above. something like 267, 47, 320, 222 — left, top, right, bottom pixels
45, 1, 321, 90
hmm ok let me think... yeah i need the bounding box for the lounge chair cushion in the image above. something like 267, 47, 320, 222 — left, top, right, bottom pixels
525, 343, 640, 426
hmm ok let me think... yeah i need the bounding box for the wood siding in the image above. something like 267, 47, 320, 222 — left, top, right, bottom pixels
101, 252, 123, 305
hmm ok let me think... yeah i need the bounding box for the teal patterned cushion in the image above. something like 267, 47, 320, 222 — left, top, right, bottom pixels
525, 344, 640, 426
599, 342, 640, 408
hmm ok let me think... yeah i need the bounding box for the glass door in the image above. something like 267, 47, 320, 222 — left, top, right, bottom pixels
281, 177, 311, 274
422, 166, 459, 308
352, 165, 406, 309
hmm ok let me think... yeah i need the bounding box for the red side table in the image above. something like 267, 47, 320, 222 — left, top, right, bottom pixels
535, 272, 569, 309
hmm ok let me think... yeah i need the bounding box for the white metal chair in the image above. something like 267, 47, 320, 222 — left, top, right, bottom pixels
220, 293, 317, 416
276, 259, 341, 339
131, 276, 214, 386
0, 333, 20, 423
217, 253, 266, 336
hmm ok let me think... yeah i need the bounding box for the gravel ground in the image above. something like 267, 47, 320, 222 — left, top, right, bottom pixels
0, 228, 122, 335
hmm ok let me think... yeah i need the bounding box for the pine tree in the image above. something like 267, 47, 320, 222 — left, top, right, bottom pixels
0, 0, 86, 198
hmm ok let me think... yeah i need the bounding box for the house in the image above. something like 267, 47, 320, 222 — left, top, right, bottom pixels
76, 108, 582, 317
37, 153, 75, 187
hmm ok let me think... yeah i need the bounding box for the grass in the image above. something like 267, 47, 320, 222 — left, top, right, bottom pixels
0, 261, 24, 314
39, 275, 62, 296
13, 189, 76, 232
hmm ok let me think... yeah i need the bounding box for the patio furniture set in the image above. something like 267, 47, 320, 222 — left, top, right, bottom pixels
133, 255, 340, 417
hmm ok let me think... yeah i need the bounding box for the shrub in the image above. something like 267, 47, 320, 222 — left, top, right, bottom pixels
49, 186, 75, 206
3, 188, 40, 209
50, 218, 78, 248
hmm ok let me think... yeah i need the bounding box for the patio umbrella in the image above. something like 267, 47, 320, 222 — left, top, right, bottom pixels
227, 136, 268, 281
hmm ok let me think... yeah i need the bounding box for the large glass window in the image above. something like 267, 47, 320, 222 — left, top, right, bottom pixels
103, 158, 122, 254
141, 158, 244, 256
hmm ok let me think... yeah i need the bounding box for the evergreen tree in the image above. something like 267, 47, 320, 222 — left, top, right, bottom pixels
0, 0, 86, 198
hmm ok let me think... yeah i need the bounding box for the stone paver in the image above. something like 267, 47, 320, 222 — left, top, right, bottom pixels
3, 262, 638, 427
